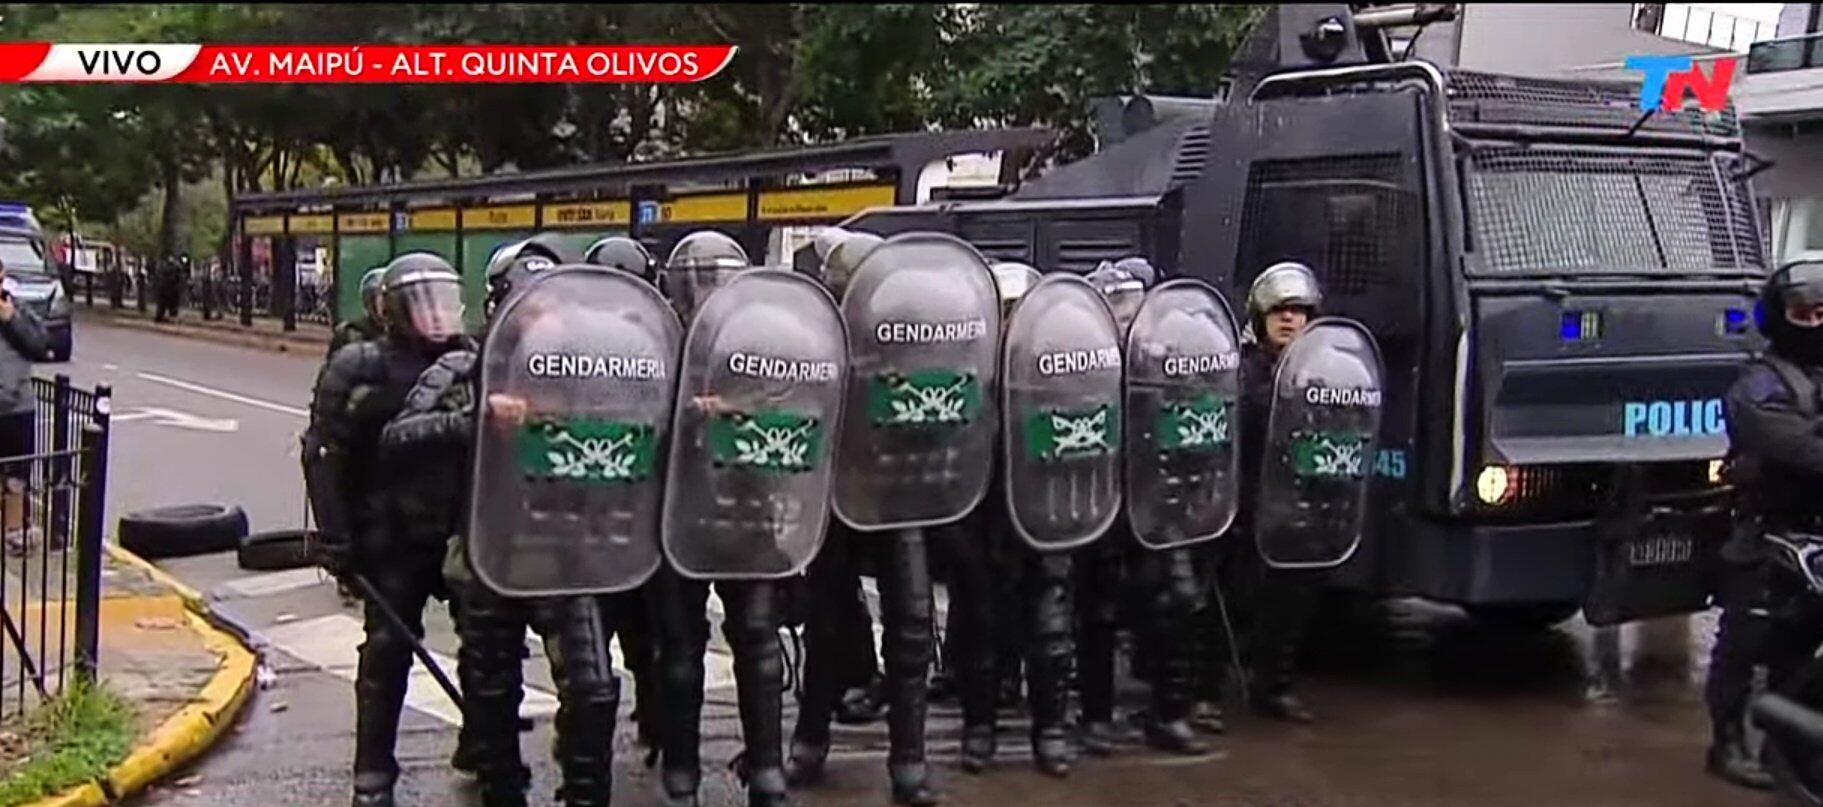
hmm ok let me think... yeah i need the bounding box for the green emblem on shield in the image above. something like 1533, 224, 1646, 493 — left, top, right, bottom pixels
709, 409, 824, 474
1023, 404, 1120, 463
518, 418, 657, 484
868, 370, 981, 429
1288, 430, 1370, 478
1156, 395, 1232, 453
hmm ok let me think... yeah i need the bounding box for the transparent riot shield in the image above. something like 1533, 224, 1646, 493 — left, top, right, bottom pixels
468, 266, 683, 597
1001, 273, 1125, 553
1125, 279, 1243, 550
662, 269, 849, 579
1255, 317, 1386, 570
832, 232, 1001, 531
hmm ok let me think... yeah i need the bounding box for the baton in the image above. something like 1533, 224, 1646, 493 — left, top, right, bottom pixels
345, 569, 466, 711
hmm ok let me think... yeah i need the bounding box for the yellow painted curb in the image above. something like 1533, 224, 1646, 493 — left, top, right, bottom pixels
20, 546, 258, 807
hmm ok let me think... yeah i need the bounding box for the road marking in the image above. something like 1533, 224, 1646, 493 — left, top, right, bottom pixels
135, 372, 308, 418
218, 567, 328, 599
262, 613, 559, 725
111, 406, 239, 433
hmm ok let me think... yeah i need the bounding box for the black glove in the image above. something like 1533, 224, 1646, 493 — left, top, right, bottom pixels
314, 531, 354, 578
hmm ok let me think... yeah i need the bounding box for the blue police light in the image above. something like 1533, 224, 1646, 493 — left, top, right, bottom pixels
1721, 307, 1749, 334
1560, 310, 1601, 342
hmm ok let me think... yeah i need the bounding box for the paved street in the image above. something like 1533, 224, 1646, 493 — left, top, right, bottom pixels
51, 317, 1777, 806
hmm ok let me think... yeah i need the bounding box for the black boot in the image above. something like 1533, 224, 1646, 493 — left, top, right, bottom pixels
1188, 701, 1226, 735
459, 589, 533, 807
890, 762, 941, 807
881, 529, 940, 805
729, 582, 789, 807
656, 577, 709, 807
547, 598, 620, 807
1249, 573, 1317, 724
959, 724, 997, 774
1077, 721, 1117, 757
1707, 728, 1773, 790
1028, 553, 1075, 778
783, 735, 828, 787
352, 638, 410, 807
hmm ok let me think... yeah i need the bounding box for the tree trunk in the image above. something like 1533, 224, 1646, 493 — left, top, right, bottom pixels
156, 150, 181, 260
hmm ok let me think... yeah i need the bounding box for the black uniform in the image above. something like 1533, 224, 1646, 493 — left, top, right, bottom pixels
1204, 342, 1321, 722
307, 335, 453, 806
1710, 315, 1823, 789
383, 350, 624, 807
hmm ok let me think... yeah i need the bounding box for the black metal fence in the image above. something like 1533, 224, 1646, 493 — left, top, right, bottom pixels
71, 266, 333, 330
0, 375, 111, 722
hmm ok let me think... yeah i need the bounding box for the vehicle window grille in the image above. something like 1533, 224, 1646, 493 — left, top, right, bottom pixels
1237, 154, 1422, 341
968, 240, 1032, 264
1466, 147, 1764, 275
1445, 70, 1740, 139
1054, 238, 1140, 274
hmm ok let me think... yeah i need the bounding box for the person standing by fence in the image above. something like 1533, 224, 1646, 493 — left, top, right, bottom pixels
0, 256, 53, 550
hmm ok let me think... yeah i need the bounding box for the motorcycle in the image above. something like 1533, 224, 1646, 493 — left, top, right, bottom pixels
1751, 531, 1823, 805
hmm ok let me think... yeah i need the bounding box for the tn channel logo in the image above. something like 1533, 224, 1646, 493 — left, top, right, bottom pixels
1623, 55, 1739, 113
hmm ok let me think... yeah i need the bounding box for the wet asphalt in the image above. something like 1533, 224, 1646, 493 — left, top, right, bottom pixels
54, 315, 1778, 807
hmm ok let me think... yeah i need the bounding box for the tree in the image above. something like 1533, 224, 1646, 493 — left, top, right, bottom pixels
931, 4, 1261, 162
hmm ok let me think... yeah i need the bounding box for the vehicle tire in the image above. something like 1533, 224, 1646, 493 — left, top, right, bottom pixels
1463, 602, 1581, 632
48, 332, 71, 363
236, 528, 315, 572
117, 504, 248, 559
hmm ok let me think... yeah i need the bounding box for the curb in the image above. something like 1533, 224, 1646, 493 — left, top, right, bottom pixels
20, 546, 258, 807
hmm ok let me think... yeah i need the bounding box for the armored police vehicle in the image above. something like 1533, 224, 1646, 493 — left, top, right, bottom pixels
833, 4, 1765, 628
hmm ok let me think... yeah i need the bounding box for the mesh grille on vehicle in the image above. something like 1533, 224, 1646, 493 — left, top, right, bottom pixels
1445, 70, 1741, 140
1236, 154, 1423, 341
1465, 147, 1763, 275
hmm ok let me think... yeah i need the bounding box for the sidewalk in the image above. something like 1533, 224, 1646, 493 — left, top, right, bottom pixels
12, 547, 255, 807
72, 306, 331, 355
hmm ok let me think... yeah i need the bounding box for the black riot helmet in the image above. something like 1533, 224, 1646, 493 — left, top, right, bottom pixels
358, 267, 388, 324
381, 251, 465, 348
662, 230, 750, 321
1760, 260, 1823, 365
1086, 257, 1156, 333
583, 236, 656, 282
484, 235, 565, 318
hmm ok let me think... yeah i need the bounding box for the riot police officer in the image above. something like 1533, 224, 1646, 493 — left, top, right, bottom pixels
578, 234, 669, 756
790, 229, 992, 806
1227, 261, 1326, 723
1076, 257, 1215, 757
303, 252, 469, 807
655, 230, 847, 807
1709, 260, 1823, 790
328, 267, 389, 357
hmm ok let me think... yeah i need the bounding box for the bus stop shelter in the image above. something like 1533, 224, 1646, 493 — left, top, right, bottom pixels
227, 128, 1053, 329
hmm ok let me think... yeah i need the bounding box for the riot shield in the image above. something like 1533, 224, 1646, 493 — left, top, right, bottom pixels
833, 232, 1001, 531
1002, 273, 1125, 553
1125, 279, 1243, 550
662, 269, 849, 580
467, 266, 682, 597
1255, 317, 1385, 570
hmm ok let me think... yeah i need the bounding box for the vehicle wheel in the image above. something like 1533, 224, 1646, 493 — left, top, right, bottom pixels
117, 504, 248, 559
236, 528, 315, 572
1464, 602, 1581, 632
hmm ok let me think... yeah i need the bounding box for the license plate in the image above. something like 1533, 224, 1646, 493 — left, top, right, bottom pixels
1627, 530, 1695, 568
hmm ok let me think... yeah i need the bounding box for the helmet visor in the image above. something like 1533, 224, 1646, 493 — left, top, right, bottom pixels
397, 279, 465, 343
663, 265, 742, 320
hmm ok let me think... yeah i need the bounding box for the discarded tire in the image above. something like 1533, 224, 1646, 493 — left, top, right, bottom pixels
236, 528, 315, 572
117, 504, 248, 559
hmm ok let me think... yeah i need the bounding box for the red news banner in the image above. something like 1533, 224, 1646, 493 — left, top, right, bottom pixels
0, 44, 738, 83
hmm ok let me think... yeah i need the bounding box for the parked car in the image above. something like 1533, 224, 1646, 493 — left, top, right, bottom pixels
0, 206, 72, 361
